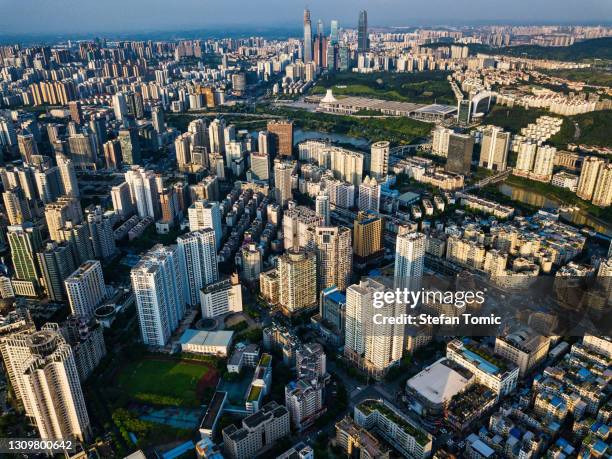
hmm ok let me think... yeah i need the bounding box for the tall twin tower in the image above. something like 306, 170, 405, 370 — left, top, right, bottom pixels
303, 8, 369, 63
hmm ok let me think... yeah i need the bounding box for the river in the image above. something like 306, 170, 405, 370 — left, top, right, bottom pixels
497, 183, 612, 237
293, 129, 370, 149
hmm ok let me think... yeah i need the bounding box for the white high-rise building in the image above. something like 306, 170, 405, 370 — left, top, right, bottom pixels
177, 230, 218, 307
358, 176, 380, 213
112, 92, 128, 122
313, 226, 352, 291
331, 148, 364, 186
479, 127, 510, 171
274, 159, 294, 206
370, 141, 390, 179
432, 127, 453, 157
394, 232, 426, 292
515, 141, 537, 173
258, 131, 270, 155
315, 193, 330, 226
532, 145, 556, 180
345, 278, 404, 377
200, 276, 243, 318
22, 330, 91, 442
64, 260, 106, 317
208, 118, 225, 154
131, 244, 186, 346
125, 167, 159, 219
56, 154, 79, 197
188, 200, 223, 248
0, 330, 37, 416
111, 182, 135, 218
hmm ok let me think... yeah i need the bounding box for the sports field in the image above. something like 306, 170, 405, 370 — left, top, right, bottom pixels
116, 357, 218, 407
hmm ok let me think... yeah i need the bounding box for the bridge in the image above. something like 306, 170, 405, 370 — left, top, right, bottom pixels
462, 168, 512, 192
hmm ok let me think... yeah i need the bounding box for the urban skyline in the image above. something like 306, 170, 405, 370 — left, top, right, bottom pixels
1, 0, 612, 38
0, 2, 611, 458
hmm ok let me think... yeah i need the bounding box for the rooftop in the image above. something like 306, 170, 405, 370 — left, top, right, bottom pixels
406, 358, 473, 405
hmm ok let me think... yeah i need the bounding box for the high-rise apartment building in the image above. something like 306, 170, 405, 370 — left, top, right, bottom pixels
315, 193, 330, 226
22, 329, 91, 442
274, 159, 294, 206
592, 163, 612, 207
577, 156, 604, 201
250, 152, 270, 182
278, 249, 317, 316
370, 141, 389, 179
353, 211, 383, 264
314, 226, 352, 291
86, 206, 116, 259
267, 120, 294, 157
479, 127, 510, 171
177, 230, 218, 307
117, 128, 141, 165
56, 154, 79, 197
125, 167, 159, 219
64, 260, 106, 317
188, 200, 223, 248
345, 278, 404, 378
37, 242, 76, 302
2, 186, 32, 225
446, 133, 474, 175
111, 182, 135, 218
131, 244, 186, 346
394, 232, 426, 292
239, 243, 263, 284
8, 223, 43, 285
45, 197, 82, 242
358, 176, 380, 213
103, 139, 122, 170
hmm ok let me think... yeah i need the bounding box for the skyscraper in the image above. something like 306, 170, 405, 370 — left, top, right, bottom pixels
315, 193, 330, 226
117, 128, 141, 165
2, 186, 32, 225
56, 154, 79, 198
103, 139, 122, 170
358, 176, 380, 213
577, 156, 605, 201
303, 9, 313, 64
353, 211, 383, 264
177, 230, 218, 307
479, 127, 510, 171
370, 141, 389, 180
8, 223, 42, 284
125, 167, 159, 219
394, 232, 426, 292
22, 329, 91, 442
357, 10, 369, 54
131, 244, 186, 346
86, 206, 116, 259
188, 200, 223, 248
111, 182, 134, 218
64, 260, 107, 317
592, 163, 612, 207
445, 133, 474, 175
345, 278, 403, 378
278, 249, 317, 316
313, 226, 352, 291
37, 242, 76, 302
274, 159, 294, 207
267, 120, 294, 157
45, 196, 82, 242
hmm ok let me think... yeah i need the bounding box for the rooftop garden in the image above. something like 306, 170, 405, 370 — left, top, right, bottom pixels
358, 400, 430, 446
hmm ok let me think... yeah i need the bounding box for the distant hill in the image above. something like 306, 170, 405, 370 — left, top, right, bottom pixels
467, 37, 612, 61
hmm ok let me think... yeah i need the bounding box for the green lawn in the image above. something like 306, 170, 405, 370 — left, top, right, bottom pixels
311, 70, 455, 104
483, 105, 550, 133
550, 110, 612, 148
116, 358, 212, 407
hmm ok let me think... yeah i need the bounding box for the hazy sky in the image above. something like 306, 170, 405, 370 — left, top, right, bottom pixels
1, 0, 611, 36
